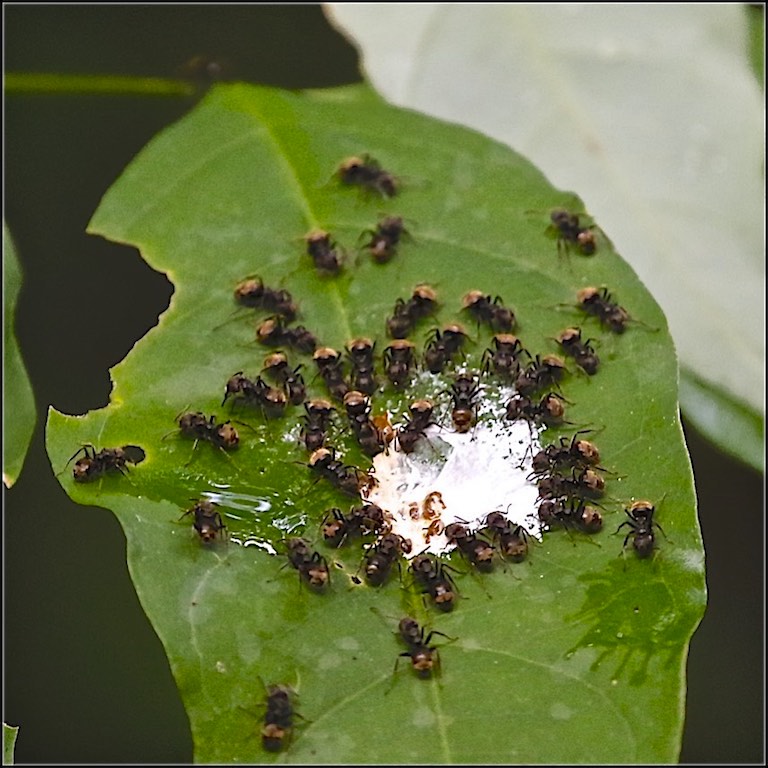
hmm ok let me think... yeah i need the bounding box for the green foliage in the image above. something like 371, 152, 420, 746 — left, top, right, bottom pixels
46, 82, 705, 763
4, 723, 19, 765
3, 223, 36, 487
679, 368, 764, 472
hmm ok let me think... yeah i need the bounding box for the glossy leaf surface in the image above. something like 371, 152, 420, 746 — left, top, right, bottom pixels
46, 82, 705, 763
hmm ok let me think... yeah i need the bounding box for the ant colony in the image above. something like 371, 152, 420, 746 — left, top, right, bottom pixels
363, 381, 544, 556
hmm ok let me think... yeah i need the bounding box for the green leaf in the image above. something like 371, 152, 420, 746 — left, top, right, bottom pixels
3, 223, 36, 487
326, 4, 766, 457
4, 723, 19, 765
679, 367, 764, 473
46, 82, 706, 763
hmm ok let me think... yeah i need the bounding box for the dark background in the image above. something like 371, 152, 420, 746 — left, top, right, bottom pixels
4, 6, 764, 764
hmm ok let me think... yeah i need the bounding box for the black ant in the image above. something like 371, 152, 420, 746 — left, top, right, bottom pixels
538, 496, 603, 534
386, 284, 438, 339
337, 154, 399, 198
346, 337, 378, 395
530, 431, 602, 476
482, 512, 530, 562
536, 466, 605, 501
505, 392, 568, 428
223, 372, 288, 419
549, 208, 597, 256
514, 353, 566, 396
394, 617, 454, 679
180, 499, 227, 544
261, 352, 306, 406
64, 443, 146, 483
260, 684, 298, 752
286, 537, 330, 590
617, 500, 664, 558
304, 229, 343, 274
175, 411, 240, 452
321, 503, 389, 547
363, 532, 412, 586
256, 317, 318, 355
397, 399, 437, 454
576, 286, 631, 334
444, 522, 495, 572
423, 324, 469, 374
482, 333, 525, 380
307, 446, 367, 497
556, 327, 600, 375
342, 390, 386, 456
234, 276, 298, 321
383, 339, 417, 390
300, 398, 335, 452
409, 553, 459, 612
449, 372, 479, 433
313, 347, 349, 401
462, 290, 516, 332
361, 215, 410, 263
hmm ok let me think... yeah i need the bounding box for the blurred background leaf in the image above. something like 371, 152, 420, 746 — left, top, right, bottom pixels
3, 223, 36, 487
325, 3, 765, 471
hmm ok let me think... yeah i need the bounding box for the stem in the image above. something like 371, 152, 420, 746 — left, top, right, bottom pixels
5, 73, 195, 97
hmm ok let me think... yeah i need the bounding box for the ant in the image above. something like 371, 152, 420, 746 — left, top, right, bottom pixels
313, 347, 349, 401
321, 503, 389, 547
304, 229, 343, 274
397, 399, 437, 454
300, 398, 335, 452
64, 443, 146, 483
363, 532, 412, 586
505, 391, 568, 428
536, 466, 605, 501
449, 373, 479, 433
256, 317, 318, 355
462, 291, 516, 332
549, 208, 597, 256
223, 372, 287, 419
175, 411, 239, 452
382, 339, 417, 390
343, 390, 386, 457
337, 154, 399, 198
261, 352, 306, 406
307, 446, 367, 497
180, 499, 227, 544
538, 497, 603, 534
386, 284, 438, 339
576, 286, 631, 334
394, 617, 454, 679
234, 276, 298, 321
346, 338, 378, 395
409, 553, 459, 612
361, 215, 410, 263
482, 511, 530, 562
514, 353, 566, 396
260, 683, 298, 752
482, 333, 525, 380
530, 431, 601, 476
286, 537, 330, 590
444, 522, 495, 572
556, 327, 600, 375
617, 500, 664, 558
423, 324, 469, 374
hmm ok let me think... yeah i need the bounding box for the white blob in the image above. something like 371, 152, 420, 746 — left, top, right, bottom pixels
363, 386, 543, 557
